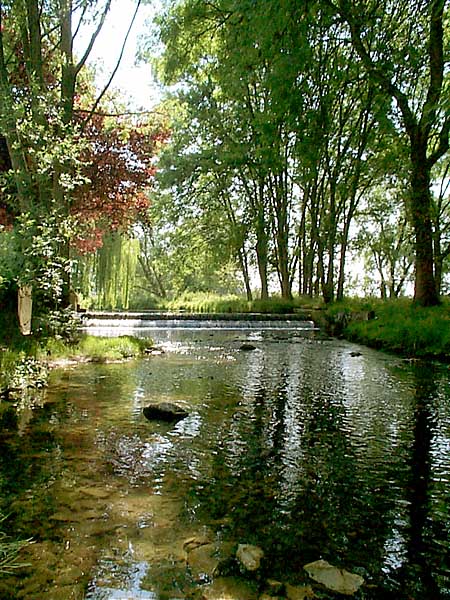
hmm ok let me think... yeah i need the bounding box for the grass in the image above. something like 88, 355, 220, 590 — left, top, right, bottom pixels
0, 514, 31, 575
51, 334, 149, 362
340, 297, 450, 359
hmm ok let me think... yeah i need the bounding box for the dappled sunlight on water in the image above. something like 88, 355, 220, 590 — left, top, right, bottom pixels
0, 326, 449, 599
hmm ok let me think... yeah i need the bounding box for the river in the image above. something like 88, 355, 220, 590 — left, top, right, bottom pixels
0, 319, 449, 599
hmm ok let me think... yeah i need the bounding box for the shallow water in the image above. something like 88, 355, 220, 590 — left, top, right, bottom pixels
0, 325, 449, 599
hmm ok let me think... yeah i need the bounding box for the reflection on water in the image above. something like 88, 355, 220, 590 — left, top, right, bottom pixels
0, 325, 449, 599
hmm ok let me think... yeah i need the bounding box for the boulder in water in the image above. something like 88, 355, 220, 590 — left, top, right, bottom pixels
304, 559, 364, 595
239, 343, 257, 351
144, 346, 165, 355
143, 402, 189, 423
236, 543, 264, 571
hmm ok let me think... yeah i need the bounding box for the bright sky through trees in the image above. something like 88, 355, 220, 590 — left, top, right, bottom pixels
74, 0, 161, 110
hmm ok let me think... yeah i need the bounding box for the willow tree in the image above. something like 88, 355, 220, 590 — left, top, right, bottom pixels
75, 232, 140, 309
332, 0, 450, 306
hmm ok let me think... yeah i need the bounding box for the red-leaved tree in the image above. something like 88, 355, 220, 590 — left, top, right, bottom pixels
71, 112, 169, 254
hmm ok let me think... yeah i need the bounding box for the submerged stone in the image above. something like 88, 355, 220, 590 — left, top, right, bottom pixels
187, 543, 218, 581
187, 540, 235, 582
144, 346, 165, 355
79, 486, 112, 500
236, 543, 264, 571
304, 559, 364, 596
200, 576, 258, 599
143, 402, 189, 423
285, 582, 316, 599
183, 535, 212, 553
265, 579, 285, 595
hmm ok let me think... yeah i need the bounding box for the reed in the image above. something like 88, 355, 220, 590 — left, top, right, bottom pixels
0, 514, 31, 575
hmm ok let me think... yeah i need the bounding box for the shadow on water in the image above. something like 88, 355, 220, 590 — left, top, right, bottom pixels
0, 322, 449, 599
397, 362, 450, 599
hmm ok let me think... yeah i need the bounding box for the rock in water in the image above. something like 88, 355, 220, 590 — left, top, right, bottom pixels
200, 577, 258, 600
143, 402, 189, 423
304, 559, 364, 596
236, 544, 264, 571
239, 343, 257, 351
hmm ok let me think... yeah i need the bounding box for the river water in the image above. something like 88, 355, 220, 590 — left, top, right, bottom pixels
0, 321, 449, 599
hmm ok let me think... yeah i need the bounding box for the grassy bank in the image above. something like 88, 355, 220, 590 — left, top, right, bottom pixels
325, 298, 450, 361
163, 292, 321, 314
0, 333, 149, 398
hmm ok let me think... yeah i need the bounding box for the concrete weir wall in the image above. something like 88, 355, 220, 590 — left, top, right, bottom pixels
80, 311, 318, 331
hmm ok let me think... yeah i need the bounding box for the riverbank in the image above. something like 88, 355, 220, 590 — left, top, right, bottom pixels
1, 297, 449, 383
0, 334, 149, 401
322, 298, 450, 362
148, 293, 450, 362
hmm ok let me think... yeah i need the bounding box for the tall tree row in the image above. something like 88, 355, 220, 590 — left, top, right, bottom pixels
152, 0, 449, 305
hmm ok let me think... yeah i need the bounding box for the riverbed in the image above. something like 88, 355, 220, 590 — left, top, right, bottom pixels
0, 323, 449, 599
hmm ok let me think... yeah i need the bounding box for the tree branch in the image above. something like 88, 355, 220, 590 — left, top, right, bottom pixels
75, 108, 165, 118
419, 0, 444, 137
426, 116, 450, 168
74, 0, 112, 76
82, 0, 142, 128
338, 0, 418, 139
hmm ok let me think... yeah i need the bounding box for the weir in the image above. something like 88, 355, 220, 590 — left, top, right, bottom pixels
81, 311, 317, 332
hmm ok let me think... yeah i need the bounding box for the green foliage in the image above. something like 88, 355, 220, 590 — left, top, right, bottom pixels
151, 0, 450, 305
3, 357, 48, 393
33, 309, 81, 344
70, 335, 148, 362
74, 233, 140, 310
0, 230, 19, 289
134, 195, 244, 301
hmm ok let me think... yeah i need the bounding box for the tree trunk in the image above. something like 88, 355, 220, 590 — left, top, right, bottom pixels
255, 194, 269, 300
237, 247, 253, 301
409, 156, 439, 306
256, 234, 269, 300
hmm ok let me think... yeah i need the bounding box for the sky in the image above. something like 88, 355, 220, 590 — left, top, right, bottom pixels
75, 0, 163, 110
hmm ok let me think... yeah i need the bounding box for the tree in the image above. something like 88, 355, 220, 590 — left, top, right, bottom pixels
71, 111, 168, 253
0, 0, 158, 322
355, 187, 415, 298
154, 0, 313, 299
332, 0, 450, 305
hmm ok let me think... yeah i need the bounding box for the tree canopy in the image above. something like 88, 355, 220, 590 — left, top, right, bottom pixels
149, 0, 449, 305
0, 0, 449, 320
